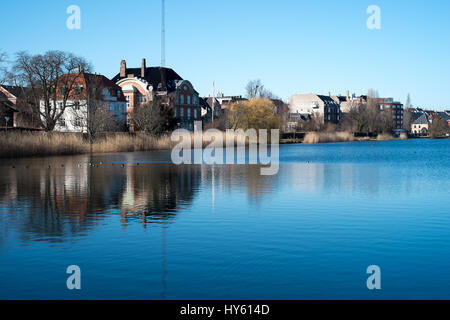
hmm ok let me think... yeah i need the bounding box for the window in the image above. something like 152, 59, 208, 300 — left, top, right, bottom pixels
75, 86, 83, 95
73, 102, 80, 110
187, 108, 191, 119
187, 96, 191, 105
180, 107, 184, 118
58, 118, 66, 127
180, 95, 185, 104
60, 86, 68, 96
74, 118, 82, 127
194, 108, 198, 119
174, 107, 177, 118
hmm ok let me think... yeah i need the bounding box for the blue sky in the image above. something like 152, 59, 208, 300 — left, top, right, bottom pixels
1, 0, 449, 109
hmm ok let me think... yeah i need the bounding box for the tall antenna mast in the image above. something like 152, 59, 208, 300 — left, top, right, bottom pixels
212, 81, 215, 123
161, 0, 166, 67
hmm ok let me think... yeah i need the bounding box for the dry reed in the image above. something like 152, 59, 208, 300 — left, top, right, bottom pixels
303, 131, 356, 144
0, 131, 251, 159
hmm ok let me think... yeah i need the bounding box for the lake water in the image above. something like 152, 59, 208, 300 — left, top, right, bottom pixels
0, 139, 449, 299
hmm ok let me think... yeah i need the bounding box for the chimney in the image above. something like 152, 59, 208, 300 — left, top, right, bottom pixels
120, 60, 127, 78
141, 58, 146, 78
346, 90, 350, 101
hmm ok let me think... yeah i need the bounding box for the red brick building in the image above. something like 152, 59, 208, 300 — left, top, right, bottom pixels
111, 59, 202, 131
377, 98, 404, 130
0, 85, 35, 128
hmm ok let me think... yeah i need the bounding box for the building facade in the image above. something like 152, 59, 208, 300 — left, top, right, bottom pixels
289, 93, 341, 124
111, 59, 202, 131
40, 73, 126, 132
0, 85, 35, 128
411, 114, 429, 136
377, 98, 404, 130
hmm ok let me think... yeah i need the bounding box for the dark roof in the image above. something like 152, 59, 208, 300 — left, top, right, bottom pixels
83, 73, 126, 102
0, 85, 32, 99
0, 100, 18, 112
412, 114, 429, 125
111, 67, 183, 92
317, 95, 339, 105
334, 96, 347, 102
437, 112, 450, 121
199, 97, 210, 109
1, 85, 22, 98
411, 114, 422, 123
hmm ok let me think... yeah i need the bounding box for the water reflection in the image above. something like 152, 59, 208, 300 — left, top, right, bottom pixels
0, 156, 203, 242
1, 143, 446, 244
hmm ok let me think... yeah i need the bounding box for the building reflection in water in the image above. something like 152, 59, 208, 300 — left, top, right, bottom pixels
0, 157, 202, 243
0, 154, 389, 244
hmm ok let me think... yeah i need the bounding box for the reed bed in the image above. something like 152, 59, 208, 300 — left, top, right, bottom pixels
0, 132, 89, 158
0, 131, 251, 159
376, 133, 395, 141
302, 131, 356, 144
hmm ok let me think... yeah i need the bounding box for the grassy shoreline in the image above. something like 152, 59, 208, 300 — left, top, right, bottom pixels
0, 132, 177, 159
0, 131, 442, 159
0, 131, 248, 159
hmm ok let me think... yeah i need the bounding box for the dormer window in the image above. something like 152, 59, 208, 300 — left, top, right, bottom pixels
74, 86, 83, 95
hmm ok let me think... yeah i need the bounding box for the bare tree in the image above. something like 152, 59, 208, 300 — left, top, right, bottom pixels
69, 76, 122, 142
344, 101, 369, 133
12, 51, 92, 131
366, 96, 381, 133
367, 88, 379, 99
344, 97, 393, 134
0, 51, 8, 85
132, 100, 176, 136
403, 107, 413, 131
297, 113, 324, 132
245, 79, 263, 99
245, 79, 277, 99
429, 116, 449, 138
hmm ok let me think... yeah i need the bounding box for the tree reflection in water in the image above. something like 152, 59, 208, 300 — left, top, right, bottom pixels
0, 158, 202, 243
0, 153, 278, 244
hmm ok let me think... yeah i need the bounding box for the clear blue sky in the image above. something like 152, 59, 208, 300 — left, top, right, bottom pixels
1, 0, 449, 109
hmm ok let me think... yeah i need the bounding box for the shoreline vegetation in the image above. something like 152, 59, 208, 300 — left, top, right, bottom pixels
0, 130, 442, 159
0, 131, 252, 159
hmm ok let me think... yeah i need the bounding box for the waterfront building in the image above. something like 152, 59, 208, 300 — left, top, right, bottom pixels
377, 98, 404, 130
39, 73, 127, 133
288, 93, 341, 124
111, 59, 202, 131
411, 113, 430, 136
0, 85, 35, 128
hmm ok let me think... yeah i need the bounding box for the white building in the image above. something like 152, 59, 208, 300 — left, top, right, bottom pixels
289, 93, 341, 124
40, 73, 127, 132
